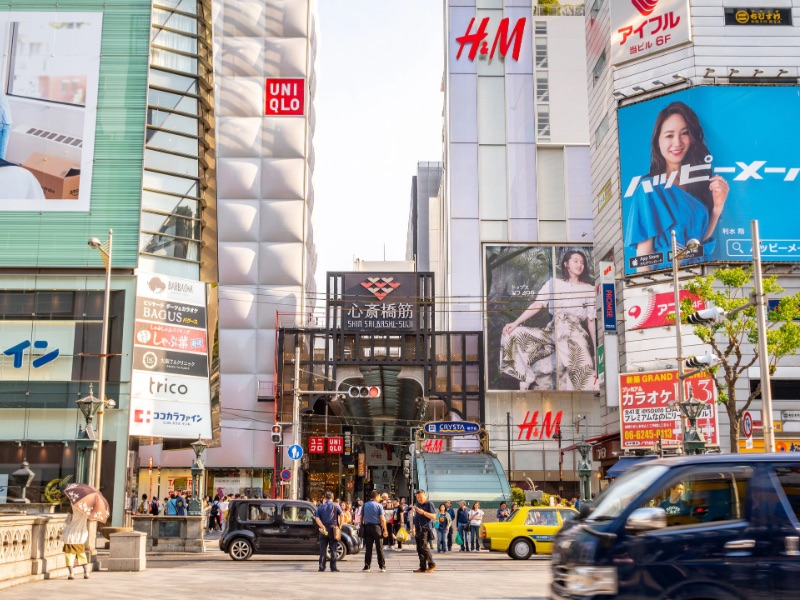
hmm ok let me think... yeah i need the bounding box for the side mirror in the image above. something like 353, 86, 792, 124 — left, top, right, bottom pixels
579, 502, 594, 520
626, 507, 667, 533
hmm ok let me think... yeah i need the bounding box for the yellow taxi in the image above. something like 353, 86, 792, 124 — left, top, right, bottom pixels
480, 506, 578, 559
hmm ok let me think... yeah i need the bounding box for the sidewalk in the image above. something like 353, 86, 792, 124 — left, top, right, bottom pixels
2, 545, 552, 600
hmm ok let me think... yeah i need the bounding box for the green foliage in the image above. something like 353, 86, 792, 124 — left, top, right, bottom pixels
530, 492, 552, 507
682, 267, 800, 452
510, 486, 526, 506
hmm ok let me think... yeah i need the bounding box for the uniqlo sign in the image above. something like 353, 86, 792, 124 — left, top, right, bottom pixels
327, 437, 344, 454
610, 0, 691, 65
265, 78, 305, 116
309, 436, 325, 454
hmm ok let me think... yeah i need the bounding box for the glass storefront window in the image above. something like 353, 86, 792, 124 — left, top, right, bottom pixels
145, 149, 198, 177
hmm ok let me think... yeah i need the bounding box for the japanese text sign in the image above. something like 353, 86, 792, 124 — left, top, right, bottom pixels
327, 437, 344, 455
341, 273, 418, 331
265, 78, 305, 116
619, 370, 719, 449
625, 289, 706, 330
610, 0, 691, 65
309, 436, 325, 454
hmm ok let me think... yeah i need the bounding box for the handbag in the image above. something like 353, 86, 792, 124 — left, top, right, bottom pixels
332, 526, 341, 541
455, 531, 463, 546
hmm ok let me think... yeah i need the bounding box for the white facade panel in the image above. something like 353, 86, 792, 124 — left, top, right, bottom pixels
449, 74, 478, 143
218, 117, 262, 158
261, 158, 306, 199
257, 242, 305, 285
478, 145, 508, 219
217, 157, 261, 198
262, 118, 306, 158
220, 38, 265, 77
507, 142, 537, 218
260, 200, 305, 242
216, 76, 265, 117
219, 328, 259, 373
448, 7, 480, 74
218, 244, 259, 284
218, 289, 257, 329
218, 200, 259, 242
263, 38, 308, 77
477, 76, 507, 144
221, 0, 267, 37
505, 74, 536, 143
449, 143, 480, 218
264, 0, 309, 37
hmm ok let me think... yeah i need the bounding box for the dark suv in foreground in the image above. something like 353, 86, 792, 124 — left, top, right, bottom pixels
219, 499, 361, 561
552, 453, 800, 600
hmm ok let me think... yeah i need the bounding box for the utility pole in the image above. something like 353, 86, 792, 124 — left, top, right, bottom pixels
506, 412, 512, 483
290, 337, 302, 500
752, 220, 776, 452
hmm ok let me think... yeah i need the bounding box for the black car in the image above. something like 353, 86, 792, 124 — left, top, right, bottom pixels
552, 453, 800, 599
219, 499, 361, 561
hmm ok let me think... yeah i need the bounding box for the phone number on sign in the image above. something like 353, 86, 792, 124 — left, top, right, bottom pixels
623, 428, 674, 441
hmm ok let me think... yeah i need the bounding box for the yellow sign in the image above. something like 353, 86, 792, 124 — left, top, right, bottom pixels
739, 438, 800, 453
735, 10, 749, 23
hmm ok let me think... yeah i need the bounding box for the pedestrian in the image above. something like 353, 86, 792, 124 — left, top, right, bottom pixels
62, 508, 90, 580
166, 493, 178, 515
394, 497, 406, 551
353, 498, 364, 528
137, 493, 148, 514
456, 500, 470, 552
149, 495, 160, 515
341, 501, 352, 524
383, 497, 394, 549
361, 490, 388, 572
314, 490, 343, 572
410, 489, 437, 573
445, 500, 455, 550
511, 501, 519, 512
220, 494, 230, 528
496, 501, 510, 522
176, 492, 187, 516
162, 497, 169, 515
436, 504, 452, 553
468, 502, 484, 552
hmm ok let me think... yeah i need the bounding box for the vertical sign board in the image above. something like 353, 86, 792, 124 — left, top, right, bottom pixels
619, 370, 719, 449
129, 274, 212, 439
265, 78, 305, 116
341, 273, 418, 331
599, 261, 617, 333
610, 0, 691, 65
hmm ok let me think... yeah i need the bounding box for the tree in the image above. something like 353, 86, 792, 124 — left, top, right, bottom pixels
681, 267, 800, 452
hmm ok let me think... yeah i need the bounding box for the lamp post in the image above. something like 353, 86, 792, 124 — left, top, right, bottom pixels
553, 423, 563, 498
189, 436, 209, 516
671, 231, 701, 415
88, 229, 112, 492
75, 383, 104, 484
676, 388, 707, 454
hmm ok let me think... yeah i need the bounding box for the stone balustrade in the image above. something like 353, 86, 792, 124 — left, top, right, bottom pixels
0, 511, 69, 590
132, 516, 204, 553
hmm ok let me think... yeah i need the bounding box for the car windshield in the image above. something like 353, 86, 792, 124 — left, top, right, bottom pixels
589, 465, 670, 521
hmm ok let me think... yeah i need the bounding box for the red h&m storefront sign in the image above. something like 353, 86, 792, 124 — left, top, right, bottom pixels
265, 78, 305, 116
456, 17, 526, 61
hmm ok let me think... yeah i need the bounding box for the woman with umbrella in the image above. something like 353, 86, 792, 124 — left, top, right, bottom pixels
62, 483, 110, 579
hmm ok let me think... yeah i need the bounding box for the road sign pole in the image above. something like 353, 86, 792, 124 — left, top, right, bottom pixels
290, 339, 301, 500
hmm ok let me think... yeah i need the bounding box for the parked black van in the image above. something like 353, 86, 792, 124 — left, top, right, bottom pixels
219, 499, 361, 561
552, 453, 800, 599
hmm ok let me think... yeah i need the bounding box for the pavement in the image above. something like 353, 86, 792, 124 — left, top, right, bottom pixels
4, 540, 553, 600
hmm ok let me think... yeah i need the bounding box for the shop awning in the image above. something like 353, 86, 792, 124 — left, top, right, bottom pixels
606, 456, 657, 478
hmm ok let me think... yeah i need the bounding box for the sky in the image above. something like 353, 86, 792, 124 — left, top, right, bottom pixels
312, 0, 443, 293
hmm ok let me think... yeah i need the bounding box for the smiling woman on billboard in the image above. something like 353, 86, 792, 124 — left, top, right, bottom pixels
625, 102, 730, 272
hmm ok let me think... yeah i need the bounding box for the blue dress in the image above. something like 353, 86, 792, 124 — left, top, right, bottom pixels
624, 183, 716, 271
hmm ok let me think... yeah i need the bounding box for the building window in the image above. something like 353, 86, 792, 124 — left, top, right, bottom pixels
536, 72, 549, 102
535, 21, 547, 35
593, 51, 607, 84
537, 105, 550, 139
591, 0, 604, 20
535, 37, 548, 68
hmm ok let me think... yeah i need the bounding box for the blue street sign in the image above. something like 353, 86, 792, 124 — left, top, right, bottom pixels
287, 444, 303, 460
423, 421, 480, 435
280, 469, 292, 481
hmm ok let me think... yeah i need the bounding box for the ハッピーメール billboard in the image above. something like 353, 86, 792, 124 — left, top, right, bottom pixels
0, 12, 101, 211
485, 245, 598, 392
619, 86, 800, 276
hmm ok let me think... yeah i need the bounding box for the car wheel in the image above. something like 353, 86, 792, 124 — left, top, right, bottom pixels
228, 538, 253, 561
326, 540, 347, 561
508, 538, 534, 560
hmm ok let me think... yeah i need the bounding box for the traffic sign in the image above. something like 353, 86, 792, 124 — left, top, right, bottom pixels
742, 411, 753, 439
288, 444, 304, 460
280, 469, 292, 481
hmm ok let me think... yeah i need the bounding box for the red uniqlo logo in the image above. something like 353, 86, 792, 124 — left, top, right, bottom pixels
265, 78, 305, 116
309, 437, 325, 454
327, 437, 344, 454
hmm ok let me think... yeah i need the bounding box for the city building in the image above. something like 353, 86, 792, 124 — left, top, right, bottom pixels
585, 0, 800, 470
437, 1, 597, 496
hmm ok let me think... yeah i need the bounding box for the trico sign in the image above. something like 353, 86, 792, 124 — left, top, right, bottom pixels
456, 17, 526, 62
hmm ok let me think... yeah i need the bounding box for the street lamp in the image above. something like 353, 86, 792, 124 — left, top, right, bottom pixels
88, 229, 113, 492
75, 384, 103, 484
671, 232, 701, 418
553, 423, 563, 498
189, 435, 209, 517
675, 388, 706, 455
576, 439, 593, 501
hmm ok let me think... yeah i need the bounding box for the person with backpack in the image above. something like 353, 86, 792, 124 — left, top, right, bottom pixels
209, 496, 222, 530
149, 496, 160, 516
175, 492, 187, 516
137, 493, 148, 514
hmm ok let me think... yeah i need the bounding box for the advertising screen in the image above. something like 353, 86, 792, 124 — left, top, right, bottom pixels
619, 370, 719, 450
485, 245, 598, 392
619, 86, 800, 276
0, 12, 101, 211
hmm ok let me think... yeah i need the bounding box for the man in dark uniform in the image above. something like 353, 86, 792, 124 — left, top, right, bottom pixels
314, 490, 343, 572
410, 489, 437, 573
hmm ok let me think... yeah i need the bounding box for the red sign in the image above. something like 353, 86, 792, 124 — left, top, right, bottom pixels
456, 17, 526, 62
619, 370, 719, 449
357, 453, 366, 477
625, 290, 706, 330
423, 439, 443, 453
134, 321, 208, 354
327, 437, 344, 454
517, 410, 563, 441
265, 78, 304, 116
309, 437, 325, 454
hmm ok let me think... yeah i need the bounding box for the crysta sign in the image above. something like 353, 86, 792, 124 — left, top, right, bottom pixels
424, 421, 480, 435
456, 17, 526, 62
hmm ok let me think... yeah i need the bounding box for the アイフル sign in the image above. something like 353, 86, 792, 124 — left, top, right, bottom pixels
610, 0, 691, 65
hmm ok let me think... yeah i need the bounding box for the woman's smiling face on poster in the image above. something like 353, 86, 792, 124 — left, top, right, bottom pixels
566, 253, 585, 279
658, 113, 691, 172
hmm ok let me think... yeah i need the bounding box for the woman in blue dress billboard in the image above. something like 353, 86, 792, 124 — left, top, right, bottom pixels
624, 102, 729, 272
